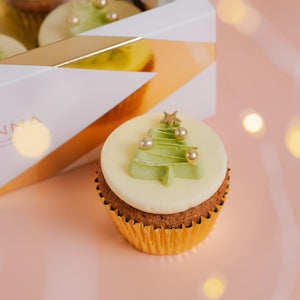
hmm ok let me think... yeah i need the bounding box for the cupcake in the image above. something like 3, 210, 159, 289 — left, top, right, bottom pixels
2, 0, 66, 49
63, 39, 153, 72
38, 0, 142, 46
96, 111, 230, 255
38, 0, 152, 71
0, 33, 27, 60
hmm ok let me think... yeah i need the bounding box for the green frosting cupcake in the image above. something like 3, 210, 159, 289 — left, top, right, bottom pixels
37, 0, 149, 71
38, 0, 141, 46
68, 0, 111, 36
129, 112, 205, 186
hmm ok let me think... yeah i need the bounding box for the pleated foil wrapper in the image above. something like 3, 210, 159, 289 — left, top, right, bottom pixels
96, 173, 230, 255
2, 1, 48, 49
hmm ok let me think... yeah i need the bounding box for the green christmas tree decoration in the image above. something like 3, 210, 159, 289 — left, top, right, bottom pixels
128, 112, 205, 186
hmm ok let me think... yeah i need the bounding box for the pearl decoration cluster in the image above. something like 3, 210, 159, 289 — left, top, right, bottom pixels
67, 0, 118, 27
139, 126, 198, 164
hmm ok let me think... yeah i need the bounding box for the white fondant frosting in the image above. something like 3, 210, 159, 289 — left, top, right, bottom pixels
101, 113, 227, 214
0, 34, 27, 58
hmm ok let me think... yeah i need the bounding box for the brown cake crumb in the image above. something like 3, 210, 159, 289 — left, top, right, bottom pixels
97, 166, 229, 229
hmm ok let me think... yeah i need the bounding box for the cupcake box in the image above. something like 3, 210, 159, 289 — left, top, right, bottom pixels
0, 0, 216, 194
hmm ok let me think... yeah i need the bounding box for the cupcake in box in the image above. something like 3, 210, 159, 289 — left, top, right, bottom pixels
96, 111, 230, 255
38, 0, 153, 121
2, 0, 66, 49
38, 0, 142, 46
38, 0, 152, 72
0, 33, 27, 60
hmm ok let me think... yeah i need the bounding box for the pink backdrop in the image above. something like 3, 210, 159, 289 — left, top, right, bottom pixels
1, 0, 300, 299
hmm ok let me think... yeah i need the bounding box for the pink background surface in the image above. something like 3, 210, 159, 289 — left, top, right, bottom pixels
1, 0, 300, 299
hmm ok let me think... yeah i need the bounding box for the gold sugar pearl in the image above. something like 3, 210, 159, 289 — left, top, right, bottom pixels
106, 11, 118, 22
94, 0, 107, 8
175, 126, 188, 141
185, 149, 199, 164
139, 137, 154, 150
67, 15, 80, 26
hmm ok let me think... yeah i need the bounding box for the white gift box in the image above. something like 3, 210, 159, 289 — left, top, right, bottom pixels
0, 0, 216, 194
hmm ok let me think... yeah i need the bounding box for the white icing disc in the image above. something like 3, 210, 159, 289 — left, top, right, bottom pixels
101, 113, 227, 214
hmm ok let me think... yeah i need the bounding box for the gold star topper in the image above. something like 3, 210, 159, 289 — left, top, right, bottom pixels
160, 111, 181, 127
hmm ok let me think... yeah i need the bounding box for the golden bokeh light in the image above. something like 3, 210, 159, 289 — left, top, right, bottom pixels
216, 0, 246, 24
242, 113, 264, 133
286, 125, 300, 158
203, 278, 225, 299
236, 5, 261, 35
12, 120, 51, 158
217, 0, 261, 35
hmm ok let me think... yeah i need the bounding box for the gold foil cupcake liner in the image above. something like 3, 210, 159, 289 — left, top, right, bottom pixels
96, 170, 230, 255
2, 1, 47, 49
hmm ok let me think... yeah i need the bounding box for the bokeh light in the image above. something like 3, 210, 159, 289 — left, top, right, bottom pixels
216, 0, 246, 24
12, 120, 51, 158
217, 0, 261, 35
203, 278, 225, 299
235, 5, 261, 35
286, 125, 300, 159
242, 113, 264, 133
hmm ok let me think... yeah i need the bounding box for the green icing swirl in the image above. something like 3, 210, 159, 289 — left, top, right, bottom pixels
128, 123, 205, 186
69, 0, 110, 36
68, 1, 131, 67
0, 49, 7, 60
